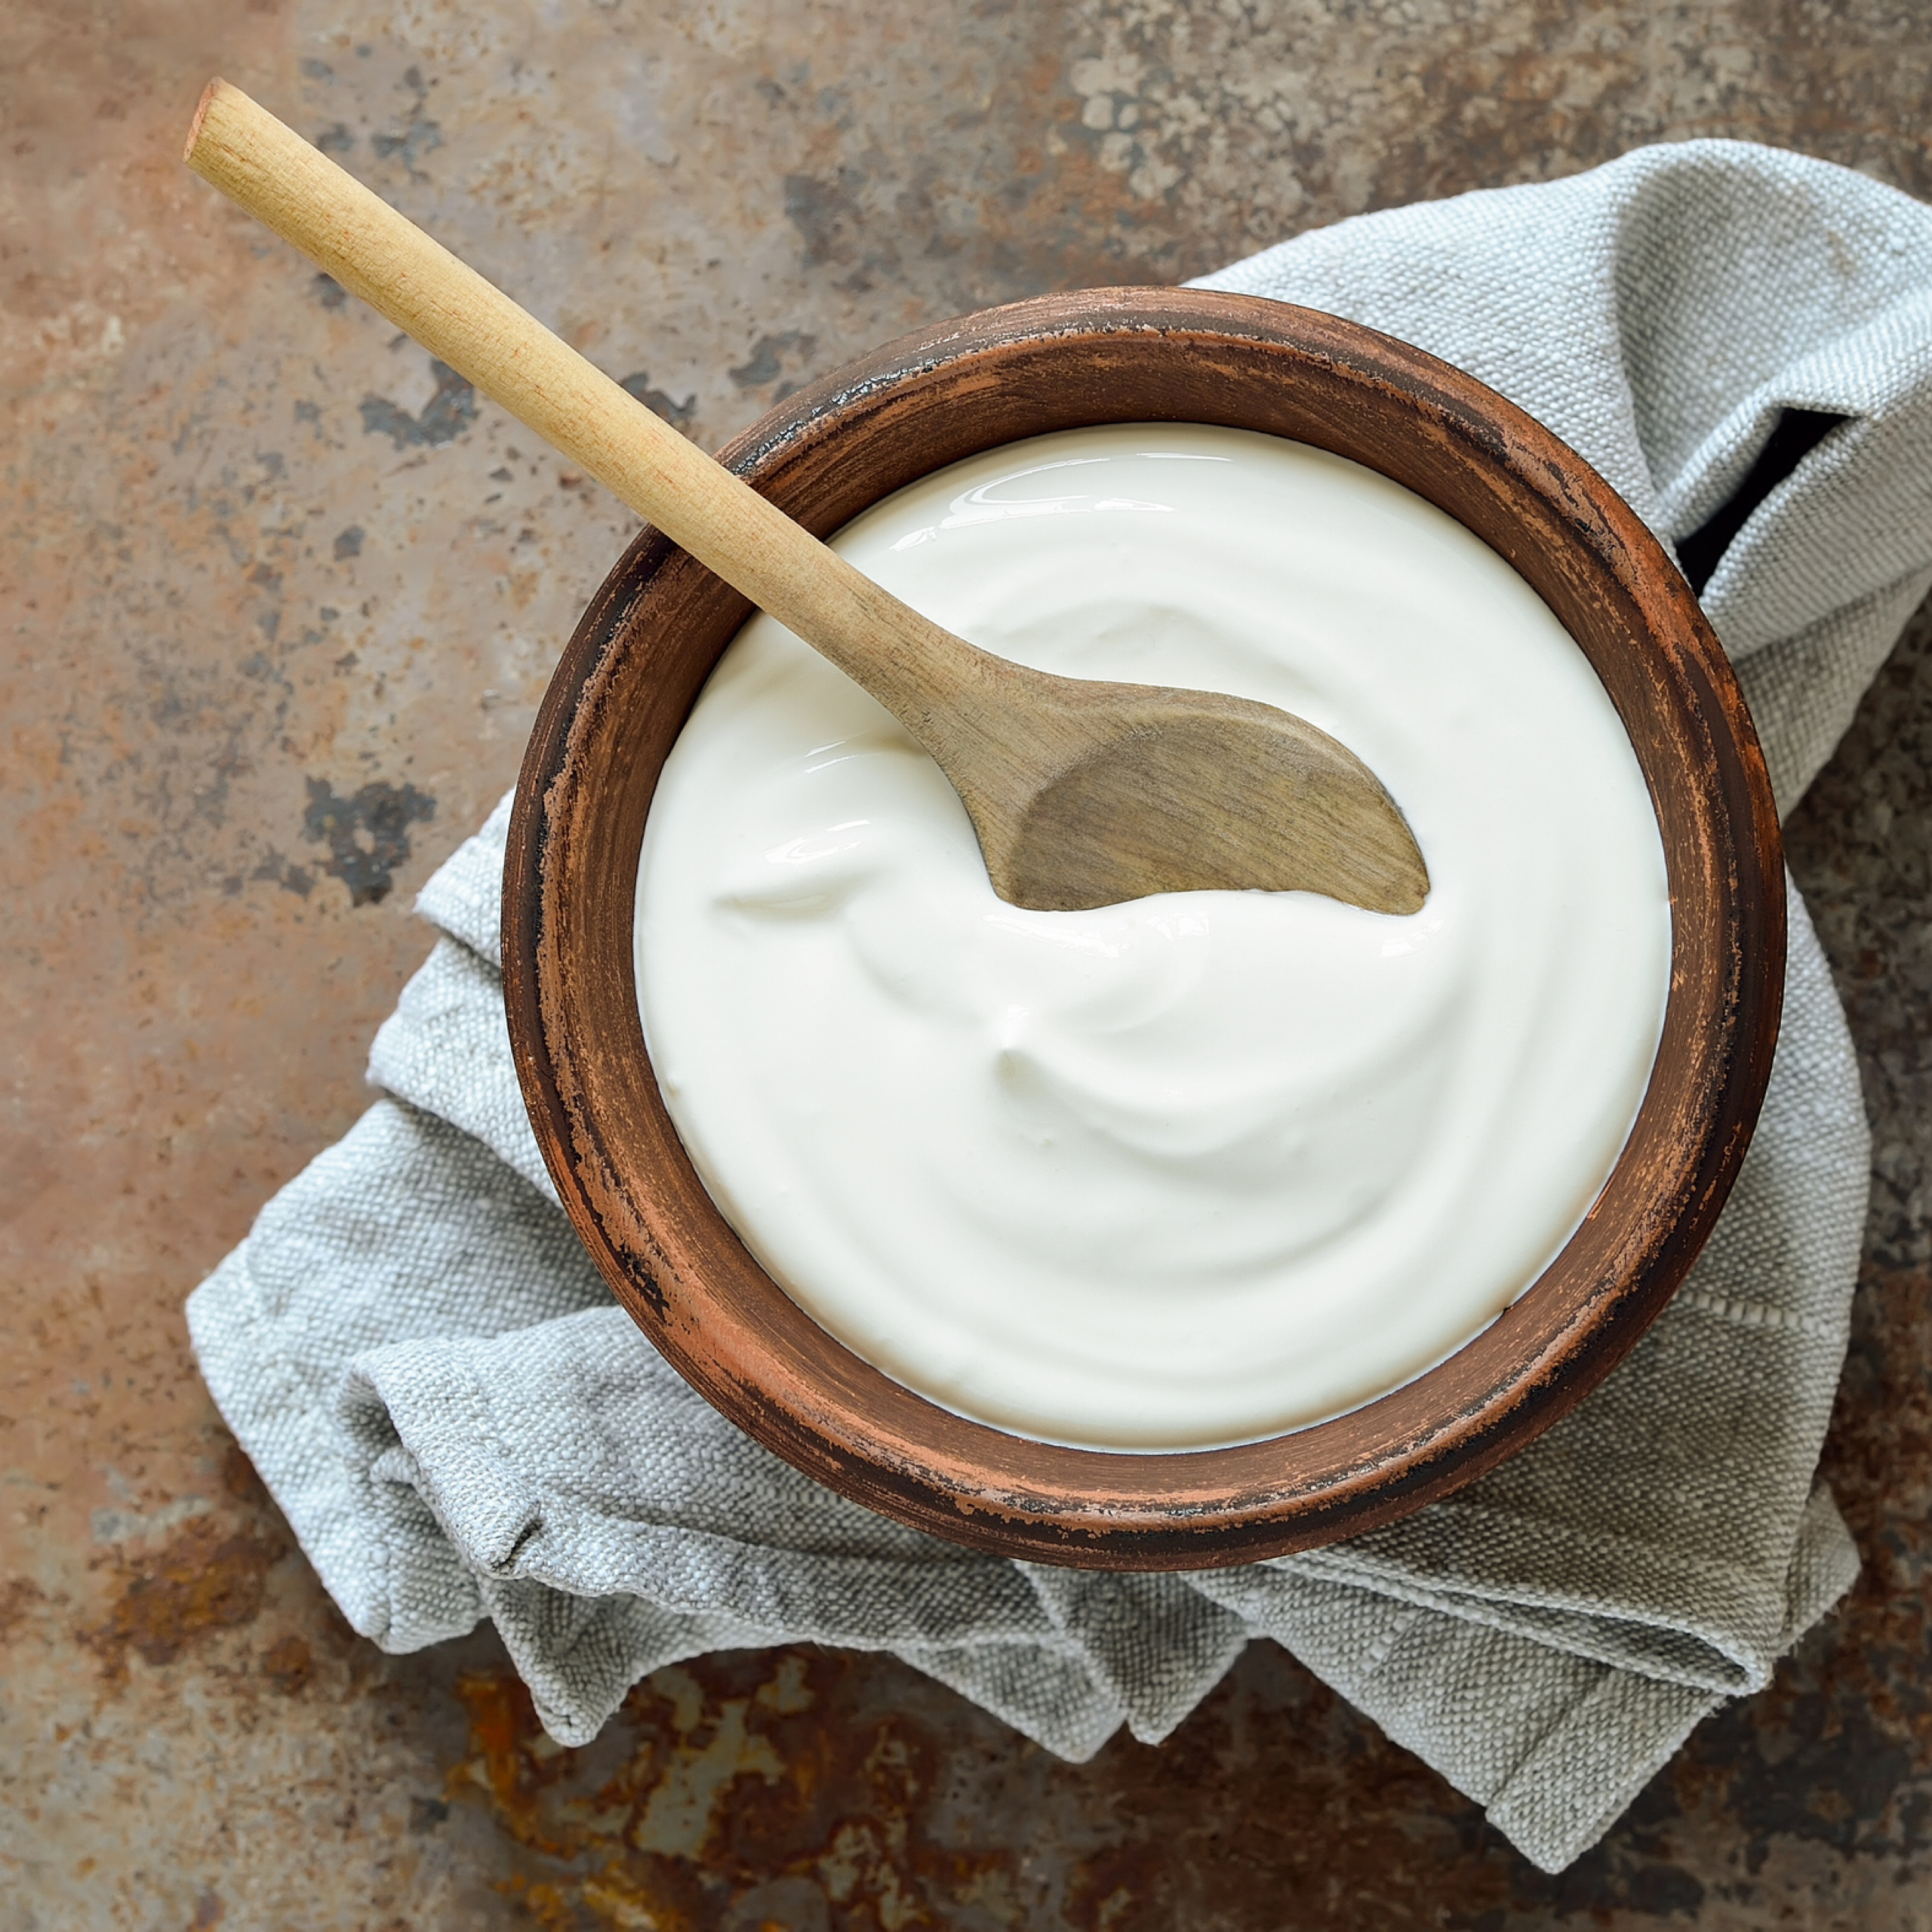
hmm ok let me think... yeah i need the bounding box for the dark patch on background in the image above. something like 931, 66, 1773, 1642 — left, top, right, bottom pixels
408, 1796, 450, 1833
728, 331, 818, 390
371, 118, 441, 174
312, 272, 346, 310
251, 848, 314, 898
723, 1876, 830, 1930
783, 169, 862, 266
301, 777, 437, 905
371, 64, 442, 178
618, 371, 697, 426
359, 361, 477, 448
334, 524, 364, 559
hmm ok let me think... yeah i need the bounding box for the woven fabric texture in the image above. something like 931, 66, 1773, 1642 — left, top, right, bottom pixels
189, 139, 1932, 1872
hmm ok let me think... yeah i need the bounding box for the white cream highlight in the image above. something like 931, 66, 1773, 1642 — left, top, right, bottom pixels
635, 424, 1670, 1449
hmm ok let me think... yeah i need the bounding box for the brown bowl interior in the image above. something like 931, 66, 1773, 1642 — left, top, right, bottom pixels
503, 289, 1784, 1569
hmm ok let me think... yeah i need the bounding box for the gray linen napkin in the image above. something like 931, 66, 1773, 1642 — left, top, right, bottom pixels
187, 139, 1932, 1872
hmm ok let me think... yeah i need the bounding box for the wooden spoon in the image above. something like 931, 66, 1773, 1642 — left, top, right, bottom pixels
184, 79, 1429, 915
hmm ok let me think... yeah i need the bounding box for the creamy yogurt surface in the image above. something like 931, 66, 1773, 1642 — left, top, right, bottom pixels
635, 424, 1671, 1450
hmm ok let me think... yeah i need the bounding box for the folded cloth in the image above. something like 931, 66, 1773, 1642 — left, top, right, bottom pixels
187, 138, 1932, 1872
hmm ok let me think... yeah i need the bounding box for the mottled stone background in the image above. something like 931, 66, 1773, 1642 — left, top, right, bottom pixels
3, 2, 1929, 1927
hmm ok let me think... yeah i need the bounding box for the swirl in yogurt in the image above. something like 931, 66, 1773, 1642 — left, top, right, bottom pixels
636, 424, 1669, 1449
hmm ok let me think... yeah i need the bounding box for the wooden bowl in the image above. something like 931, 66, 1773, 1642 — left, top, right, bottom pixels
503, 289, 1783, 1569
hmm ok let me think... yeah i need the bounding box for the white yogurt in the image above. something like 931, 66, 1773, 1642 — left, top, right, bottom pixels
635, 424, 1670, 1450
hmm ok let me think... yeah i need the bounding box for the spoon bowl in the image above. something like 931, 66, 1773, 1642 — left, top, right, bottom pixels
978, 678, 1430, 913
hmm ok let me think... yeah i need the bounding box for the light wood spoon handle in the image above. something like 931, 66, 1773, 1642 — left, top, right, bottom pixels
185, 78, 1430, 918
183, 79, 989, 737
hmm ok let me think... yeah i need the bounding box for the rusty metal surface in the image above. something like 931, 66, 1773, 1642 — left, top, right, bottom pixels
2, 2, 1928, 1925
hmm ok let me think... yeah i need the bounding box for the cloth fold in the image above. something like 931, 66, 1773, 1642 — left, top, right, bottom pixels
188, 139, 1932, 1872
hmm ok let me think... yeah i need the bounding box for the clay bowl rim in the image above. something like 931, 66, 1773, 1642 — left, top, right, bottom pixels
503, 287, 1785, 1571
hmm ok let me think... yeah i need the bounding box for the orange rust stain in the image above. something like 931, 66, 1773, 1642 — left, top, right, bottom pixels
441, 1648, 1038, 1928
85, 1517, 285, 1672
451, 1667, 574, 1855
0, 1575, 48, 1643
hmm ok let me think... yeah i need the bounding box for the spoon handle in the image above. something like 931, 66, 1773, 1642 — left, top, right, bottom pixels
183, 79, 995, 735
